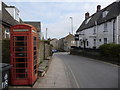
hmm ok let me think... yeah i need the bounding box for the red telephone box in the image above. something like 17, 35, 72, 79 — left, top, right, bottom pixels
10, 24, 38, 85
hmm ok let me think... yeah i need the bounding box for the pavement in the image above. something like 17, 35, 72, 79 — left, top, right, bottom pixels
33, 53, 71, 88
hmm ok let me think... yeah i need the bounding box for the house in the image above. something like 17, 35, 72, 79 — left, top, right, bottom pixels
57, 33, 75, 52
76, 0, 120, 49
63, 33, 75, 51
50, 38, 58, 50
0, 2, 20, 39
58, 37, 64, 51
23, 21, 41, 39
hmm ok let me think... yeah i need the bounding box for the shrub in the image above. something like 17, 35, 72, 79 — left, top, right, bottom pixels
2, 39, 10, 63
99, 43, 120, 58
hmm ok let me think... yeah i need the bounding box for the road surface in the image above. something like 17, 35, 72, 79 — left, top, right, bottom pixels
54, 52, 118, 88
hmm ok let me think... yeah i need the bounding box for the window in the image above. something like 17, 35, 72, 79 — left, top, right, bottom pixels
99, 39, 101, 42
85, 17, 91, 24
93, 27, 96, 34
104, 23, 107, 32
87, 41, 89, 46
113, 20, 115, 43
6, 29, 9, 33
102, 11, 109, 18
93, 39, 96, 46
4, 29, 10, 38
104, 38, 107, 44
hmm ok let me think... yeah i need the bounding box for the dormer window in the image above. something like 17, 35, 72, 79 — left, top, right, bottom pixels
102, 11, 109, 18
85, 17, 91, 24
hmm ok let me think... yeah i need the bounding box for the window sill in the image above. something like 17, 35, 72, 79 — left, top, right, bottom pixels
103, 31, 108, 32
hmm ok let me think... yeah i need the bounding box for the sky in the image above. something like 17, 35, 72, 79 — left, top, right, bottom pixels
3, 0, 117, 39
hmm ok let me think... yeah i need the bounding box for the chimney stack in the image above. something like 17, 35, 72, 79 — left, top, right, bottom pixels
85, 12, 89, 19
97, 5, 101, 12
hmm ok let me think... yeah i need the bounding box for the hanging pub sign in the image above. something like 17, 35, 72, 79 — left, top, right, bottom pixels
75, 34, 79, 41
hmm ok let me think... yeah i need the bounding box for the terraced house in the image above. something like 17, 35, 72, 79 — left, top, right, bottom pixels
76, 0, 120, 49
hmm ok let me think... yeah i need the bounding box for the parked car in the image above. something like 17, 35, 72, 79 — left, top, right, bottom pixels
52, 50, 58, 53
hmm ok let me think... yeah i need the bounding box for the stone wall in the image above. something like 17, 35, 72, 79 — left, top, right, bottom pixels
38, 40, 44, 64
45, 42, 52, 59
38, 40, 52, 64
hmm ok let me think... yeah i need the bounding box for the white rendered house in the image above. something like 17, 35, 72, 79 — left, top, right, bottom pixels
76, 1, 120, 49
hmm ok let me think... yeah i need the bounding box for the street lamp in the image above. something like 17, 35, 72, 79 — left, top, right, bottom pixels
70, 17, 73, 34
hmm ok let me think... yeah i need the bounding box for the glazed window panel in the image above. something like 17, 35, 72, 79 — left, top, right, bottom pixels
16, 74, 27, 79
15, 53, 27, 57
15, 47, 27, 51
15, 36, 27, 41
16, 63, 27, 68
33, 36, 37, 74
15, 58, 27, 62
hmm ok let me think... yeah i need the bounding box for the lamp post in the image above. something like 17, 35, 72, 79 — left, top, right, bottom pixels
70, 17, 73, 34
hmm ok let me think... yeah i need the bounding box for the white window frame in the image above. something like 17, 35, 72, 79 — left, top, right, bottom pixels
104, 38, 107, 44
104, 23, 108, 32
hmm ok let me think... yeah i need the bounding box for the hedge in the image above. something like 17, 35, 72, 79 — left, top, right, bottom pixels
2, 39, 10, 63
99, 43, 120, 58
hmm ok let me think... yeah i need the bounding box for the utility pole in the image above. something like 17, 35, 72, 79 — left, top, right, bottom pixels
46, 28, 47, 40
70, 17, 73, 34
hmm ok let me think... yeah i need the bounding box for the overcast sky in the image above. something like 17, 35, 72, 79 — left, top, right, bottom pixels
4, 0, 117, 39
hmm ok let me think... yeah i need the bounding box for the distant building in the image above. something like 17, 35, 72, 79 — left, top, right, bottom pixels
63, 34, 75, 51
58, 38, 64, 51
1, 2, 20, 39
57, 34, 75, 52
76, 1, 120, 49
23, 21, 41, 39
50, 38, 58, 50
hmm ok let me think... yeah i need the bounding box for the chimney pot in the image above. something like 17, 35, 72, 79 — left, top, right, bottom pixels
97, 5, 101, 12
85, 12, 89, 19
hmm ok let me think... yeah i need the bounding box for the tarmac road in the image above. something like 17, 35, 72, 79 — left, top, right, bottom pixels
55, 52, 118, 88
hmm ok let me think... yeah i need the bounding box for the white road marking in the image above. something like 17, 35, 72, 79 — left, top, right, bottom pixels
66, 64, 80, 88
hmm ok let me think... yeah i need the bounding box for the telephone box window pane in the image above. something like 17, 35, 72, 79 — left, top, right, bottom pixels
15, 47, 27, 51
34, 65, 37, 74
15, 42, 27, 46
16, 69, 25, 73
34, 70, 37, 74
15, 53, 27, 57
16, 74, 27, 78
34, 37, 37, 45
34, 51, 36, 55
34, 37, 36, 40
34, 56, 36, 60
16, 58, 27, 62
34, 47, 36, 50
34, 42, 36, 45
34, 60, 37, 65
15, 36, 27, 40
16, 63, 26, 67
34, 65, 36, 69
